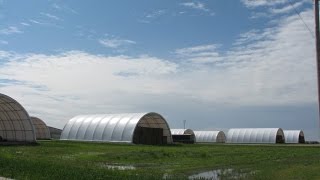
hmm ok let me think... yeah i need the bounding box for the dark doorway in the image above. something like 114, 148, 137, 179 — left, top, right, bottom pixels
172, 134, 195, 144
133, 127, 165, 145
276, 135, 284, 143
299, 135, 305, 143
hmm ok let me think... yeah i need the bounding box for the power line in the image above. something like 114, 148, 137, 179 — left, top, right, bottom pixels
288, 0, 315, 38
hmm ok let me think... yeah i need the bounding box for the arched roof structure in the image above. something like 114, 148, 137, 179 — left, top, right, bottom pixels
60, 112, 173, 144
30, 116, 51, 140
226, 128, 285, 144
0, 93, 36, 142
194, 131, 226, 143
171, 128, 196, 143
171, 129, 194, 136
283, 130, 305, 143
48, 126, 62, 139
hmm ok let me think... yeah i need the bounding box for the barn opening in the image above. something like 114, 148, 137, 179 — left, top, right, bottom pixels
132, 113, 172, 145
276, 129, 285, 143
299, 131, 305, 143
171, 129, 196, 144
172, 134, 195, 144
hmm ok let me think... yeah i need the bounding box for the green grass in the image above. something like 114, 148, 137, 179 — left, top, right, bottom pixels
0, 141, 319, 179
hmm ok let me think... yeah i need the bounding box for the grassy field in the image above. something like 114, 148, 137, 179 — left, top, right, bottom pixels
0, 141, 319, 179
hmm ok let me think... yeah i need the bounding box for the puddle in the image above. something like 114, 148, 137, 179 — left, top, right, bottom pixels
60, 155, 76, 160
83, 152, 104, 155
0, 177, 13, 180
188, 168, 253, 180
163, 173, 169, 179
101, 164, 136, 170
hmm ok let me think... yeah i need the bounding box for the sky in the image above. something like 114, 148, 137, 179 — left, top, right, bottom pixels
0, 0, 319, 141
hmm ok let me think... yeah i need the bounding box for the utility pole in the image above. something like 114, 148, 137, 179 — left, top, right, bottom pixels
314, 0, 320, 139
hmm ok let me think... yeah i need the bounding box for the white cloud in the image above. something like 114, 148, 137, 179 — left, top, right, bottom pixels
0, 52, 178, 127
0, 26, 22, 35
0, 50, 13, 59
175, 44, 219, 55
270, 1, 305, 14
29, 19, 45, 25
180, 2, 215, 16
28, 19, 64, 29
181, 2, 209, 11
250, 12, 270, 19
52, 3, 61, 10
0, 40, 8, 45
74, 26, 97, 40
242, 0, 310, 19
52, 3, 78, 14
138, 10, 166, 24
145, 10, 166, 18
40, 12, 61, 21
99, 37, 136, 48
232, 29, 275, 46
241, 0, 287, 8
0, 51, 178, 96
20, 22, 30, 26
173, 9, 316, 105
175, 44, 222, 64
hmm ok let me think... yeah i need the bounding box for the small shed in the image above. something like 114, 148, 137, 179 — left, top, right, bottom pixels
30, 116, 51, 140
284, 130, 305, 143
226, 128, 285, 144
171, 129, 195, 143
194, 131, 226, 143
48, 126, 62, 139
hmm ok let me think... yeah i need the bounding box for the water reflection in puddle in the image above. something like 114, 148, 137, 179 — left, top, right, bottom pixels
189, 168, 252, 180
0, 177, 13, 180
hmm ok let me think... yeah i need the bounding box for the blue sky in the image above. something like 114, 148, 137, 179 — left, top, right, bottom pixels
0, 1, 253, 56
0, 0, 319, 140
0, 0, 294, 57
